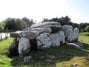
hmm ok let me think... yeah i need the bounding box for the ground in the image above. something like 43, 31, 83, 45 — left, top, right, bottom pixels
0, 32, 89, 67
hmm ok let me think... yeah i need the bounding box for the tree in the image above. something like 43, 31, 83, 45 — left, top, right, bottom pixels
42, 16, 72, 25
85, 25, 89, 32
15, 18, 27, 30
72, 23, 80, 29
4, 18, 16, 30
4, 18, 27, 31
0, 22, 5, 29
79, 23, 87, 32
22, 17, 34, 27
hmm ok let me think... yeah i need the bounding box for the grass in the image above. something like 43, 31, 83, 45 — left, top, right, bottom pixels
0, 37, 14, 67
0, 32, 89, 67
79, 32, 89, 44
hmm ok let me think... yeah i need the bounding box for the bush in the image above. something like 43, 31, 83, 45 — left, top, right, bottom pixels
4, 18, 27, 31
85, 26, 89, 32
0, 22, 5, 29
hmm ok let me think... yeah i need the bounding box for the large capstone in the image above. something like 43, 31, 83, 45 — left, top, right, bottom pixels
30, 22, 61, 28
21, 31, 39, 39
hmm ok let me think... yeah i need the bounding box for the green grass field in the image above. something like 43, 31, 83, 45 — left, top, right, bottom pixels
0, 37, 14, 67
0, 32, 89, 67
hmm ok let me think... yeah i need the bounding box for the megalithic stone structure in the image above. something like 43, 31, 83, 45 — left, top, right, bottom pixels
10, 22, 80, 55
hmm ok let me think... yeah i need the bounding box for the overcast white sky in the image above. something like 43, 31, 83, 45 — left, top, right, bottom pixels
0, 0, 89, 23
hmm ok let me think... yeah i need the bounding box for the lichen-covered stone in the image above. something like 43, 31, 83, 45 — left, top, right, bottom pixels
36, 33, 52, 49
73, 27, 79, 41
62, 25, 73, 38
21, 31, 39, 39
18, 37, 30, 54
49, 31, 65, 47
66, 29, 73, 42
30, 22, 61, 28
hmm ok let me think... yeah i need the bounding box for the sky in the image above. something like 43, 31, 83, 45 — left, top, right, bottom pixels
0, 0, 89, 23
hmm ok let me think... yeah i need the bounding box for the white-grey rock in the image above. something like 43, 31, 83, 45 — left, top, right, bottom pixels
24, 56, 32, 64
66, 27, 79, 42
31, 27, 52, 34
24, 22, 62, 34
49, 33, 60, 47
36, 33, 52, 48
23, 27, 31, 31
66, 29, 73, 42
73, 41, 83, 48
73, 27, 79, 41
67, 42, 83, 49
36, 30, 65, 48
18, 37, 30, 54
31, 22, 61, 28
17, 22, 80, 53
21, 31, 39, 39
10, 31, 22, 38
49, 33, 60, 46
49, 31, 65, 47
62, 25, 73, 37
58, 31, 65, 44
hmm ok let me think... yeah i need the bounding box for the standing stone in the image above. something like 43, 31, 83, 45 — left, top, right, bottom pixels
62, 25, 73, 38
73, 27, 79, 41
18, 37, 30, 54
36, 33, 52, 49
66, 29, 73, 42
49, 33, 60, 47
58, 31, 65, 44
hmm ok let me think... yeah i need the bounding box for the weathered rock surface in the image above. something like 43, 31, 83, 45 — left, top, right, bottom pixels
10, 31, 22, 38
31, 28, 52, 33
18, 37, 30, 54
73, 27, 79, 41
62, 25, 73, 38
9, 21, 81, 56
66, 28, 73, 42
21, 31, 39, 39
67, 41, 83, 49
36, 33, 52, 48
24, 55, 32, 64
30, 22, 61, 28
49, 31, 65, 47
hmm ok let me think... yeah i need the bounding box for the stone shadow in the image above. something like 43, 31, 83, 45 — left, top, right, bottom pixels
10, 43, 89, 67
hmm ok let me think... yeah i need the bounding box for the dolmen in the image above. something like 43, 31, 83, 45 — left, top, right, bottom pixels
9, 22, 83, 57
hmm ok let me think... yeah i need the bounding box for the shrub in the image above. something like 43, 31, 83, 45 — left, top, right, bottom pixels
85, 26, 89, 32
